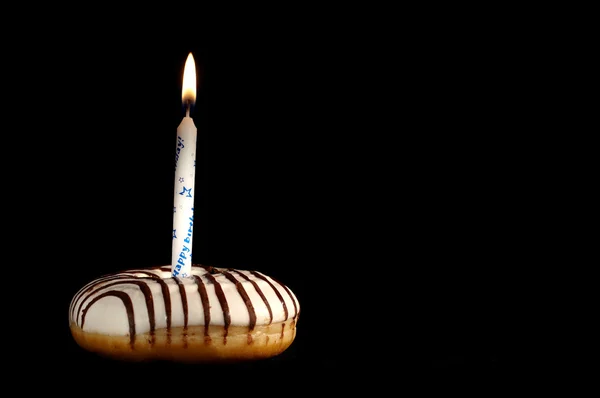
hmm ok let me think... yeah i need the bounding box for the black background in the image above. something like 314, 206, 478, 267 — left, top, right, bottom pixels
2, 6, 538, 393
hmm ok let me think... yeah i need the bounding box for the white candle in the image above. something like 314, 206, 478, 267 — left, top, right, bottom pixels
172, 52, 197, 278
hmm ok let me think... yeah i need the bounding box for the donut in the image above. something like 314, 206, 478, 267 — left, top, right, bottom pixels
69, 264, 300, 363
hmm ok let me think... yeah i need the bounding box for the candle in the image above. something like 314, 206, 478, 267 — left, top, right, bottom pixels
171, 52, 197, 278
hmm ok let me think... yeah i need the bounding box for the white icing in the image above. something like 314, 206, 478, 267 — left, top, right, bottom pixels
69, 265, 300, 337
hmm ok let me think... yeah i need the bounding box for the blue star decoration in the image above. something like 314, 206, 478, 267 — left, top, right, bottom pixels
179, 187, 192, 197
179, 177, 185, 183
173, 229, 177, 239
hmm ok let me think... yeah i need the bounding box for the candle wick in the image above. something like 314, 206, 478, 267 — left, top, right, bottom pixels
185, 101, 191, 118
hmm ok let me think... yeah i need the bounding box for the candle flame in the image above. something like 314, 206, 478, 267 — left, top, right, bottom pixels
182, 52, 197, 105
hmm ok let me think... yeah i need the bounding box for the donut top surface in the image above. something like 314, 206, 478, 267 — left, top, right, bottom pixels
69, 264, 300, 338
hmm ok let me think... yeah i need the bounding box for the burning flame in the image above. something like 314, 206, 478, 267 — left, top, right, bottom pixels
182, 52, 196, 105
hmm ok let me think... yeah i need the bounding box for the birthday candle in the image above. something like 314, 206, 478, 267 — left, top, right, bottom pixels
171, 52, 197, 278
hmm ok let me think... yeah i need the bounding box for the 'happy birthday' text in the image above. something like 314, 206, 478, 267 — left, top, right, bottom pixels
173, 211, 194, 277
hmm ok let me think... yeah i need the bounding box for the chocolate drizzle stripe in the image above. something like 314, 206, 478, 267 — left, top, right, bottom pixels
119, 271, 162, 279
232, 270, 273, 324
174, 278, 189, 328
281, 283, 298, 318
156, 279, 172, 330
81, 291, 136, 349
223, 270, 257, 331
70, 270, 161, 319
174, 278, 189, 347
73, 276, 139, 324
73, 277, 171, 341
192, 275, 211, 337
71, 275, 131, 320
204, 271, 231, 344
250, 271, 293, 320
76, 280, 156, 343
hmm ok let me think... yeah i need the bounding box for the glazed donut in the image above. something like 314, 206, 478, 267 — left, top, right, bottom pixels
69, 264, 300, 363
